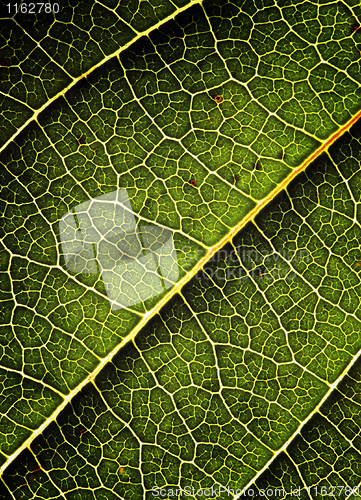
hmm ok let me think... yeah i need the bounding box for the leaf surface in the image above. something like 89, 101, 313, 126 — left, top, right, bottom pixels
1, 0, 361, 497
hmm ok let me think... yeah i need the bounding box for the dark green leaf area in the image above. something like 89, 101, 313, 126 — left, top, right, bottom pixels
121, 37, 182, 94
255, 358, 361, 499
0, 96, 32, 158
120, 0, 176, 32
12, 1, 137, 73
218, 40, 258, 83
206, 0, 361, 135
5, 328, 272, 496
2, 248, 138, 387
0, 43, 71, 111
142, 90, 191, 139
320, 360, 361, 452
0, 20, 71, 119
3, 1, 361, 496
43, 25, 102, 78
0, 0, 199, 147
0, 371, 62, 457
3, 214, 56, 266
10, 299, 101, 395
8, 257, 45, 308
253, 148, 361, 384
2, 448, 50, 498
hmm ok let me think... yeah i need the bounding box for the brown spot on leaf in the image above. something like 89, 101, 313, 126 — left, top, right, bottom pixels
311, 191, 319, 203
77, 136, 86, 147
21, 467, 42, 487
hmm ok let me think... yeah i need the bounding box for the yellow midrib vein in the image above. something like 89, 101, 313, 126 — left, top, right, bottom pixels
0, 0, 203, 155
2, 109, 360, 478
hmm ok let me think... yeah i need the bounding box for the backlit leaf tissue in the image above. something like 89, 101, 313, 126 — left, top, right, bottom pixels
1, 1, 361, 498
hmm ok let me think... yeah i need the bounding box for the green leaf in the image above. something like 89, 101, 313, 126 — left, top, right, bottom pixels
1, 0, 361, 498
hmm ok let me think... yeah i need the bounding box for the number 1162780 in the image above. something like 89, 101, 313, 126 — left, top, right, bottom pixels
6, 3, 60, 14
305, 486, 359, 496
